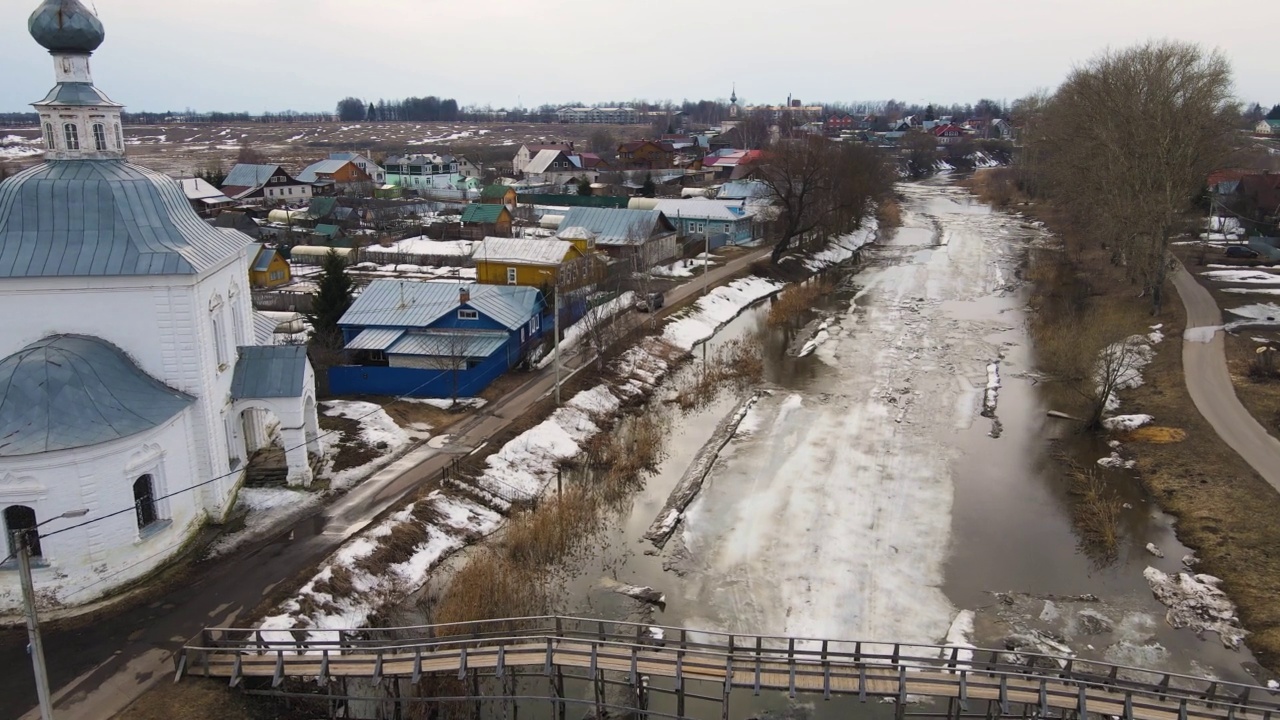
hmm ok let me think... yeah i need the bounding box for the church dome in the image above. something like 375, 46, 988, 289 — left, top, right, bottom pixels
0, 335, 194, 457
0, 160, 252, 278
29, 0, 105, 55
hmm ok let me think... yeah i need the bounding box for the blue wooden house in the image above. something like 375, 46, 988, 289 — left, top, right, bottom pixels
328, 280, 549, 398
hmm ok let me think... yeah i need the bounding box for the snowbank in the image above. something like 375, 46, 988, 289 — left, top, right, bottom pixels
319, 401, 413, 490
804, 219, 879, 271
259, 492, 500, 648
981, 363, 1001, 417
1225, 303, 1280, 331
652, 258, 716, 278
1201, 270, 1280, 285
663, 277, 784, 350
1143, 568, 1247, 649
1101, 414, 1153, 432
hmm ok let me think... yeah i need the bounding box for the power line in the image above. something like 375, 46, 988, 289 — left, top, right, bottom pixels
38, 297, 552, 543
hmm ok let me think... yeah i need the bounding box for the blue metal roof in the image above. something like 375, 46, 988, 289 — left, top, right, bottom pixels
0, 160, 253, 278
251, 246, 277, 272
388, 330, 509, 359
345, 328, 405, 351
0, 335, 194, 457
29, 0, 104, 54
340, 279, 542, 331
222, 164, 282, 189
557, 208, 674, 246
32, 82, 120, 108
229, 345, 309, 400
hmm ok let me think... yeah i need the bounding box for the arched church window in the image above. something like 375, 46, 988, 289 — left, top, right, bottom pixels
114, 123, 123, 149
43, 123, 55, 150
92, 123, 107, 151
63, 123, 80, 150
3, 505, 41, 559
133, 475, 158, 529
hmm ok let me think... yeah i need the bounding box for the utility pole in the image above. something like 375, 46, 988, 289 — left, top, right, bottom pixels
17, 530, 54, 720
553, 282, 561, 406
703, 228, 710, 296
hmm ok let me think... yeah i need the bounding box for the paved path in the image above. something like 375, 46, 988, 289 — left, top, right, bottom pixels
1172, 265, 1280, 492
3, 247, 772, 720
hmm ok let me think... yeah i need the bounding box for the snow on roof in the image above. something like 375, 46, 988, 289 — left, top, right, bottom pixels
473, 236, 573, 266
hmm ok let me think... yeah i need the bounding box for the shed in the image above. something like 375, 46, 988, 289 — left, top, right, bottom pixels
460, 203, 513, 238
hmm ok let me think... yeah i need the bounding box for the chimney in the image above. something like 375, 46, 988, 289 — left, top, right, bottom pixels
459, 285, 470, 305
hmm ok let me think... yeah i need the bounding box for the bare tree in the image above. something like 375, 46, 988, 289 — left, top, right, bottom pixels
1033, 41, 1238, 314
754, 135, 893, 263
1037, 304, 1152, 429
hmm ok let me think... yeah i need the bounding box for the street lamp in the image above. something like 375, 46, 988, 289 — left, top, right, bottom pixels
15, 508, 89, 720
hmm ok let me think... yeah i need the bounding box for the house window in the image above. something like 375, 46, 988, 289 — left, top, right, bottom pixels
288, 187, 293, 195
211, 311, 228, 368
3, 505, 41, 559
269, 270, 285, 281
506, 267, 518, 285
134, 475, 158, 530
458, 309, 479, 320
63, 123, 79, 150
92, 123, 107, 151
43, 122, 55, 149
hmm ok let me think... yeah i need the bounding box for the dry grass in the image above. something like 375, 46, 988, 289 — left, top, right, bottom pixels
674, 339, 765, 411
960, 167, 1028, 208
381, 399, 465, 433
1118, 426, 1188, 444
1058, 455, 1124, 563
767, 278, 833, 328
876, 196, 904, 230
318, 413, 381, 473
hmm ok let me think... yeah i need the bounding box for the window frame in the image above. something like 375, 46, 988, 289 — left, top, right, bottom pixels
92, 123, 107, 151
506, 267, 518, 285
63, 122, 80, 150
458, 309, 479, 320
133, 475, 159, 530
43, 122, 56, 150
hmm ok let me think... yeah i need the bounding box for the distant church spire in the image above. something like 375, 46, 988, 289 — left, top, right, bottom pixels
28, 0, 126, 161
729, 83, 739, 119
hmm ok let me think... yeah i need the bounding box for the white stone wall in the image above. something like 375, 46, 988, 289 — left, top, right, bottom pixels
0, 414, 200, 610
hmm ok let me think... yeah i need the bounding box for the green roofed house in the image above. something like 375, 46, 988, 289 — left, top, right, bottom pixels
460, 203, 513, 237
480, 185, 518, 210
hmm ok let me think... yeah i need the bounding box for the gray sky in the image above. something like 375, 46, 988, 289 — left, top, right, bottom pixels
2, 0, 1275, 114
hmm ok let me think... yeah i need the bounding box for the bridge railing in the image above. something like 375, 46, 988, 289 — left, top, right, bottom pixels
180, 615, 1280, 719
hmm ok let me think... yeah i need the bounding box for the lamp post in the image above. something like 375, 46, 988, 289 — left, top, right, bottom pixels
16, 508, 89, 720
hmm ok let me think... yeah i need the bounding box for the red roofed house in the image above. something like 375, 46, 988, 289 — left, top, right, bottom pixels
825, 113, 854, 135
933, 123, 965, 145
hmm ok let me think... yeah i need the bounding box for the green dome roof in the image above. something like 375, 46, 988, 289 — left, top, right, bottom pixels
29, 0, 104, 54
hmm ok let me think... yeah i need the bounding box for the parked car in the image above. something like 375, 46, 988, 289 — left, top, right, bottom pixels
636, 291, 665, 313
1225, 245, 1260, 259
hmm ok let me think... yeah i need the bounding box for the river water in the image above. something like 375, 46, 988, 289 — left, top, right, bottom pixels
396, 178, 1259, 718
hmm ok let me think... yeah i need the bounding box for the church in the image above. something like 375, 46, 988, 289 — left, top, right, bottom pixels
0, 0, 320, 609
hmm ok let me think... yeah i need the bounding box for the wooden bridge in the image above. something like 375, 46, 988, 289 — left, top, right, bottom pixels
177, 615, 1280, 720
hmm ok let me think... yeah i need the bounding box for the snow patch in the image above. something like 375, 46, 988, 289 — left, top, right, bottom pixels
1143, 568, 1247, 649
1102, 414, 1153, 432
663, 277, 784, 350
1183, 326, 1221, 343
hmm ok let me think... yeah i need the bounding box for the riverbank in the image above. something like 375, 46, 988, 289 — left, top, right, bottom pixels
1012, 188, 1280, 676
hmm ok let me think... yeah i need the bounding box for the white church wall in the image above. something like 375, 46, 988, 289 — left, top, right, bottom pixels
0, 414, 202, 610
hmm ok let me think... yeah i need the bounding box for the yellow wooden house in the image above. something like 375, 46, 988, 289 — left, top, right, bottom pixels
472, 236, 598, 291
249, 245, 292, 288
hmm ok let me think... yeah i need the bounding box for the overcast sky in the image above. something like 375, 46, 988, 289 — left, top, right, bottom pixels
2, 0, 1274, 114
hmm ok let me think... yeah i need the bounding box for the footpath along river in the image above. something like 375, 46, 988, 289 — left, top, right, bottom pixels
398, 178, 1261, 719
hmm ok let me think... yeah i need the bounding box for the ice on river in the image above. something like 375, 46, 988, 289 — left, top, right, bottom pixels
673, 184, 1022, 645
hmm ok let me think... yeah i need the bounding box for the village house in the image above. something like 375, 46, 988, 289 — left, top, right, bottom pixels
556, 106, 640, 124
633, 198, 760, 248
933, 123, 965, 145
384, 153, 461, 190
249, 245, 291, 288
556, 207, 678, 268
479, 185, 518, 210
472, 236, 599, 292
328, 151, 385, 183
176, 176, 233, 216
1256, 119, 1280, 136
329, 281, 549, 398
617, 140, 677, 170
296, 158, 373, 195
221, 163, 313, 203
461, 203, 513, 237
824, 113, 855, 135
522, 148, 598, 186
513, 142, 574, 174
